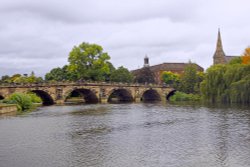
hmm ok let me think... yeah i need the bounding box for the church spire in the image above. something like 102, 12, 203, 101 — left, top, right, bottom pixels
213, 28, 226, 64
216, 28, 223, 51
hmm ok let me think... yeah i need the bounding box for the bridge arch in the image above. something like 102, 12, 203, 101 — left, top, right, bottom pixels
166, 89, 176, 101
30, 90, 54, 105
65, 88, 98, 104
141, 89, 161, 102
107, 88, 133, 103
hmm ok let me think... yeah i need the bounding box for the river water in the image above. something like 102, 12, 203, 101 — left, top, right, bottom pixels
0, 103, 250, 167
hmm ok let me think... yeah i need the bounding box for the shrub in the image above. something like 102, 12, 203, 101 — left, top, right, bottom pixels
169, 91, 201, 102
27, 93, 42, 103
4, 93, 33, 111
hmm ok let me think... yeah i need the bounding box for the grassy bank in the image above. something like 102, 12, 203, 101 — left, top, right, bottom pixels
0, 103, 17, 107
169, 91, 201, 102
2, 93, 42, 112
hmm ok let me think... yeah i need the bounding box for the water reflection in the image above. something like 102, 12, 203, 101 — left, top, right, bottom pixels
0, 103, 249, 167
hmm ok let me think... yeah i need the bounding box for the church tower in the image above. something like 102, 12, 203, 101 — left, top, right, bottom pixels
213, 29, 226, 64
144, 55, 149, 67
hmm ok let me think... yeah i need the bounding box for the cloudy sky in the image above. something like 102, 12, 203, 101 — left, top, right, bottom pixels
1, 0, 250, 76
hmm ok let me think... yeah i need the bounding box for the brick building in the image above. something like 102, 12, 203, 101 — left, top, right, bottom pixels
132, 56, 204, 84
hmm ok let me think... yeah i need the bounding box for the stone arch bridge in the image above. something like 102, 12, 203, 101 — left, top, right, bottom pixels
0, 82, 176, 105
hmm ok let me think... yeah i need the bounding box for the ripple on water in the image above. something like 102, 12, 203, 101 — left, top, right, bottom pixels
0, 103, 250, 167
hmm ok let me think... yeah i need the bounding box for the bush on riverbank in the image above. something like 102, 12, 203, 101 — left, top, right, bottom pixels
3, 93, 40, 111
27, 92, 42, 103
169, 91, 201, 102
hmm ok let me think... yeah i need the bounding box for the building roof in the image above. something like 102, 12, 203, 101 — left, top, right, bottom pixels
225, 55, 239, 63
150, 63, 203, 72
132, 62, 204, 74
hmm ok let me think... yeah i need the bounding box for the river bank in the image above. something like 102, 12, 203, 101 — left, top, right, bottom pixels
0, 104, 18, 114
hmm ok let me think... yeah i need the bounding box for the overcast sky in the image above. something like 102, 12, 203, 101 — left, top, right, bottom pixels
1, 0, 250, 76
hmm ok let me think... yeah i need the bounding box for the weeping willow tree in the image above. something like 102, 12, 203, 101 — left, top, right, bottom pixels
230, 74, 250, 103
201, 56, 250, 103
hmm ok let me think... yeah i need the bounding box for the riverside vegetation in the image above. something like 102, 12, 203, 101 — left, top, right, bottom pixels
201, 47, 250, 104
162, 47, 250, 103
1, 42, 250, 105
0, 42, 133, 112
161, 62, 204, 102
1, 93, 42, 112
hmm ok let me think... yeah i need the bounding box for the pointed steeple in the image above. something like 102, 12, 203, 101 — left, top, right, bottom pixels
216, 29, 223, 51
213, 29, 226, 64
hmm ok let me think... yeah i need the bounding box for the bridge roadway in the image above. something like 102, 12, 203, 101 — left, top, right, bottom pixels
0, 82, 175, 105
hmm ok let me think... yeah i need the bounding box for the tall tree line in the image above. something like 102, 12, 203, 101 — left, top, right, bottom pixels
201, 47, 250, 103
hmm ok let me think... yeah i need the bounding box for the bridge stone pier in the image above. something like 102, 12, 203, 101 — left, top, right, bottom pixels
0, 82, 175, 105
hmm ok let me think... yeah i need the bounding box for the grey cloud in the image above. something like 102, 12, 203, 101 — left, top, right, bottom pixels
0, 57, 67, 76
0, 0, 250, 76
0, 0, 199, 24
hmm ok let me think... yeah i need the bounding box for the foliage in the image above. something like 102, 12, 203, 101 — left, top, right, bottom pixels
45, 67, 65, 81
68, 42, 112, 81
242, 56, 250, 65
0, 72, 43, 84
179, 63, 203, 94
228, 57, 242, 65
169, 91, 201, 101
110, 66, 133, 83
27, 93, 42, 103
45, 65, 77, 81
201, 60, 250, 103
200, 64, 226, 102
134, 67, 155, 84
4, 93, 33, 111
242, 47, 250, 64
1, 75, 10, 83
104, 62, 116, 82
161, 71, 180, 86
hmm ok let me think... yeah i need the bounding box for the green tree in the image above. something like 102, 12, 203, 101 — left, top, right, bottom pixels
0, 75, 10, 83
27, 71, 36, 83
45, 65, 78, 82
1, 73, 43, 84
9, 74, 22, 83
201, 59, 250, 103
110, 66, 133, 83
195, 71, 205, 93
14, 72, 43, 83
13, 76, 28, 83
104, 62, 116, 81
228, 57, 242, 65
179, 63, 200, 94
201, 64, 227, 102
68, 42, 112, 81
45, 65, 77, 81
161, 71, 180, 86
134, 67, 155, 84
45, 67, 64, 81
230, 74, 250, 103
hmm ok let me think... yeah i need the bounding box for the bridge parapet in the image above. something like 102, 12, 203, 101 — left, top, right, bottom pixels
0, 81, 170, 88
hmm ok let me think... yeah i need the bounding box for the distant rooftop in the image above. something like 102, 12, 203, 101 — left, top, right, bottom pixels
225, 55, 239, 62
132, 62, 204, 73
